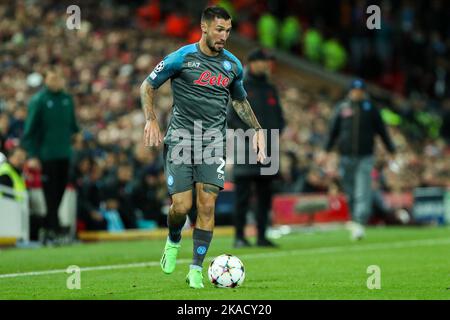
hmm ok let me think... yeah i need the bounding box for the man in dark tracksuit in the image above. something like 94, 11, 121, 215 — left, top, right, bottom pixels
324, 79, 395, 240
228, 48, 285, 248
22, 69, 79, 243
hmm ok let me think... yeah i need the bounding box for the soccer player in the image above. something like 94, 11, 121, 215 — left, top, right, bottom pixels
140, 6, 266, 289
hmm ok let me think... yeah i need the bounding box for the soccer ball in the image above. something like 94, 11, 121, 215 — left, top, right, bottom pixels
208, 254, 245, 288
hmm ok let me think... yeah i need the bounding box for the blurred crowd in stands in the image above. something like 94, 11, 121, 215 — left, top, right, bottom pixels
0, 0, 449, 231
220, 0, 450, 103
138, 0, 450, 100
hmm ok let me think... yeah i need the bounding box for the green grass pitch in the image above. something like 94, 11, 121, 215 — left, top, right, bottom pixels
0, 226, 449, 299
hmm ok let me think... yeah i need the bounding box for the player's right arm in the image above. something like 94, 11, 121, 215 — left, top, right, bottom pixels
141, 49, 184, 147
141, 81, 162, 147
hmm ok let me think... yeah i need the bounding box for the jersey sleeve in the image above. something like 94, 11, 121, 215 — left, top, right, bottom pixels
230, 64, 247, 101
146, 50, 184, 89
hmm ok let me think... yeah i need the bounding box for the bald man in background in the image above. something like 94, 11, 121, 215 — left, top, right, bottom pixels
22, 69, 79, 244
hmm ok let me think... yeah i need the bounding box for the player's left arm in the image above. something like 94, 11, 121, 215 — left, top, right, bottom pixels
231, 98, 262, 131
229, 60, 265, 163
231, 98, 266, 163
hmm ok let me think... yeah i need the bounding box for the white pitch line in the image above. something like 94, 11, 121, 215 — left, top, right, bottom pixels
239, 237, 450, 260
1, 237, 449, 279
0, 259, 190, 279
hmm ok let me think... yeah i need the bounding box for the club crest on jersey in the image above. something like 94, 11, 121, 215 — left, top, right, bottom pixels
194, 71, 230, 87
223, 60, 232, 71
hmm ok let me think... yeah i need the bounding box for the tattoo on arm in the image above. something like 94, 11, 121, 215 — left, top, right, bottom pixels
140, 81, 157, 121
232, 99, 262, 130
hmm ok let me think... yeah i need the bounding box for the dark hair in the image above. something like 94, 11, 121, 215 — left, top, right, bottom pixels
201, 6, 231, 22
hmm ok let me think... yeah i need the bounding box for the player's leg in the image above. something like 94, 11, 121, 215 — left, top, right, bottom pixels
168, 190, 193, 243
161, 189, 193, 274
186, 182, 219, 288
185, 154, 224, 288
161, 144, 194, 274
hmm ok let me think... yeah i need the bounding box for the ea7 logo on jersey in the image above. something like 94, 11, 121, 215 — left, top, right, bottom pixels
188, 61, 200, 68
